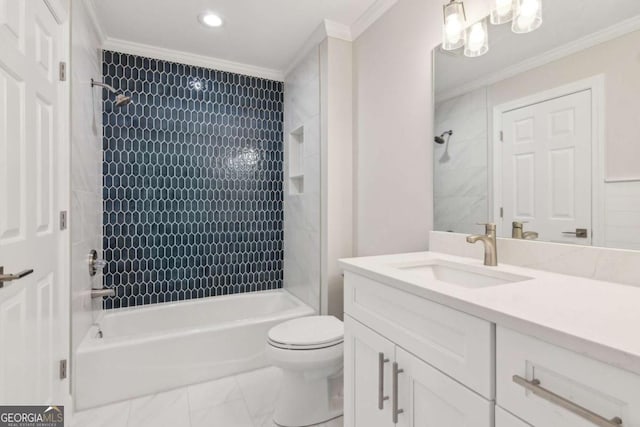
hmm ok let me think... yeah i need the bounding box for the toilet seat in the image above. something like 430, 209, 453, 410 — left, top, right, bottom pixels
268, 315, 344, 350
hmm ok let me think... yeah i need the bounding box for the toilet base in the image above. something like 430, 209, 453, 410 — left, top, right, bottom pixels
273, 369, 343, 427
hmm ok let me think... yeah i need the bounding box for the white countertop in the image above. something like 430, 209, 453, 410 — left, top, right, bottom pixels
339, 251, 640, 376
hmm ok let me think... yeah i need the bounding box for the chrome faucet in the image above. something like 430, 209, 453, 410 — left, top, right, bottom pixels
466, 223, 498, 266
512, 221, 539, 240
91, 288, 115, 298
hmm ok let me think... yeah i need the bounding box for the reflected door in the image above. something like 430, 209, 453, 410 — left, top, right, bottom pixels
500, 90, 592, 245
0, 0, 66, 404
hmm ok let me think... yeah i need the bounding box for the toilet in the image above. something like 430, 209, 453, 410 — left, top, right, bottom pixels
267, 315, 344, 427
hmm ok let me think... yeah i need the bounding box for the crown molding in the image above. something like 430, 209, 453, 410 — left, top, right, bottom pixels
284, 0, 399, 77
351, 0, 399, 40
102, 37, 285, 81
91, 0, 398, 81
324, 19, 353, 41
84, 0, 106, 45
284, 20, 340, 77
436, 14, 640, 103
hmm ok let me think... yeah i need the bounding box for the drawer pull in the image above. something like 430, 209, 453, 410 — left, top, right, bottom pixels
378, 352, 390, 410
512, 375, 623, 427
392, 362, 404, 424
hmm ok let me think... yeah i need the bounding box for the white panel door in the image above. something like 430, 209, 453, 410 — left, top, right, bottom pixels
344, 315, 395, 427
395, 347, 493, 427
501, 90, 592, 245
0, 0, 66, 404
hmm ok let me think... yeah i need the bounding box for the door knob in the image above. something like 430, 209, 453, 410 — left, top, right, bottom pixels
0, 266, 34, 288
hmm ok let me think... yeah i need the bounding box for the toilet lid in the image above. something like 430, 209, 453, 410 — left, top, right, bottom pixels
268, 316, 344, 349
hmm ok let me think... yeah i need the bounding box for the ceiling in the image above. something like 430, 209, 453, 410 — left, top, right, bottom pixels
435, 0, 640, 99
91, 0, 380, 74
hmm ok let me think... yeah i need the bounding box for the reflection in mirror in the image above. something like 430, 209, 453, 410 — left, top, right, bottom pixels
433, 0, 640, 250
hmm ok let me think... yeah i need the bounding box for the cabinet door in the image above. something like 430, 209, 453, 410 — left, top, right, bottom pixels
344, 315, 395, 427
396, 347, 493, 427
496, 407, 531, 427
497, 327, 640, 427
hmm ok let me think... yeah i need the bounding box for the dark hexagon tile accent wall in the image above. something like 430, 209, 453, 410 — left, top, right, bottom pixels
102, 50, 284, 309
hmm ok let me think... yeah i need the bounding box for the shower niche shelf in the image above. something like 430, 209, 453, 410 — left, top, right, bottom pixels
289, 126, 304, 195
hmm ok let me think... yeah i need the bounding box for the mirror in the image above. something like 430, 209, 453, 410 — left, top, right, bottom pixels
433, 0, 640, 250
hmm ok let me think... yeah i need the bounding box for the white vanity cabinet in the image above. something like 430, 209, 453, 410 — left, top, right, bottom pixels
495, 407, 531, 427
343, 268, 640, 427
496, 327, 640, 427
344, 272, 494, 427
344, 316, 493, 427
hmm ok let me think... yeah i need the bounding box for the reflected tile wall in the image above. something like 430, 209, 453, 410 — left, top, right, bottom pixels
101, 51, 284, 309
434, 88, 489, 234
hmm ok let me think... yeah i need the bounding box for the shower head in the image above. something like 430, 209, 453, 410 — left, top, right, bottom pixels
115, 94, 132, 107
91, 78, 133, 108
434, 130, 453, 144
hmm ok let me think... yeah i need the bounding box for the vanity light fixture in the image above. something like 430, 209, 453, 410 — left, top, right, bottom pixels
512, 0, 542, 33
442, 0, 466, 51
199, 12, 223, 28
464, 19, 489, 57
490, 0, 514, 24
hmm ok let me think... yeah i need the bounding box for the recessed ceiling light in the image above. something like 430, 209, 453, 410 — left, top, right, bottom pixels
199, 13, 223, 28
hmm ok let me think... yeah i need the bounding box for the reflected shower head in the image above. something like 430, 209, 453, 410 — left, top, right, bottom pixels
91, 78, 133, 108
434, 130, 453, 144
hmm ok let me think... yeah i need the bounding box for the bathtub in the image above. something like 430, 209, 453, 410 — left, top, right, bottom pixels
75, 289, 314, 410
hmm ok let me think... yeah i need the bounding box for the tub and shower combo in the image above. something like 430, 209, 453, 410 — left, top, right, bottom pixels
75, 290, 313, 410
75, 49, 344, 426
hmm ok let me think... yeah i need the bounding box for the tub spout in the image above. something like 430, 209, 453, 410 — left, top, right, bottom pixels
91, 288, 115, 298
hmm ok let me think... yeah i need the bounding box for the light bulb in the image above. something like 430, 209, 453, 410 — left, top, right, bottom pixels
445, 13, 463, 44
442, 1, 466, 50
495, 0, 512, 17
512, 0, 542, 33
520, 0, 539, 18
467, 23, 485, 51
464, 18, 489, 57
199, 13, 223, 28
516, 13, 535, 28
490, 0, 513, 25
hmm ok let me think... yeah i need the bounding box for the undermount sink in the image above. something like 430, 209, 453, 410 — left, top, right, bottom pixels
393, 260, 532, 288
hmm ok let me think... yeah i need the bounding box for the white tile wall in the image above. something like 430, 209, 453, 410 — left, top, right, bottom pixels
283, 47, 321, 311
433, 88, 489, 234
604, 181, 640, 250
70, 0, 103, 365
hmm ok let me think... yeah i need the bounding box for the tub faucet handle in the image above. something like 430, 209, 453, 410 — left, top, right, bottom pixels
88, 249, 108, 277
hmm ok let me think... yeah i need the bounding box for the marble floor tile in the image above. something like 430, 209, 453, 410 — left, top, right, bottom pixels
317, 416, 344, 427
256, 413, 344, 427
70, 365, 339, 427
70, 400, 130, 427
127, 388, 190, 427
253, 410, 276, 427
190, 400, 254, 427
235, 367, 283, 418
187, 376, 243, 412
